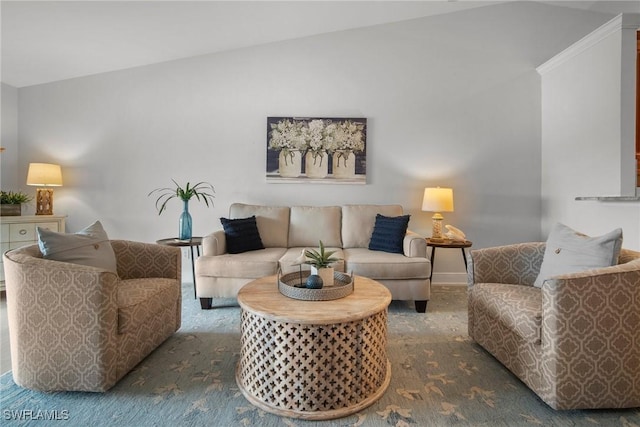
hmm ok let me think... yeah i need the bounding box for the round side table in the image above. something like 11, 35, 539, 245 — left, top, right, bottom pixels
156, 237, 202, 299
426, 239, 473, 283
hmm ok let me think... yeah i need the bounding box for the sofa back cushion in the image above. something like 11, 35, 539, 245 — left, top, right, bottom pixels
341, 205, 404, 248
288, 206, 342, 248
229, 203, 290, 248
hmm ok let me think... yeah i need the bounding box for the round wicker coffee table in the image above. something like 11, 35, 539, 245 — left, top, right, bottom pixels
236, 275, 392, 420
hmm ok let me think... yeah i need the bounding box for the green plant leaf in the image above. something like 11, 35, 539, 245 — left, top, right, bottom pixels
303, 240, 343, 268
148, 180, 216, 214
0, 191, 33, 204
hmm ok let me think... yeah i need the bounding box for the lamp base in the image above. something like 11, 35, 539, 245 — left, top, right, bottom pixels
431, 213, 444, 242
35, 188, 54, 215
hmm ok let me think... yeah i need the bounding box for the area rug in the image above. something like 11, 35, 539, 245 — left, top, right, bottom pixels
1, 283, 639, 426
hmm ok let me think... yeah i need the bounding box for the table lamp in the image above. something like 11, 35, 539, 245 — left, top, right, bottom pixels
27, 163, 63, 215
422, 187, 454, 242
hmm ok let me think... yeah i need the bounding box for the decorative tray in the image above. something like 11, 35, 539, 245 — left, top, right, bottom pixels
277, 271, 354, 301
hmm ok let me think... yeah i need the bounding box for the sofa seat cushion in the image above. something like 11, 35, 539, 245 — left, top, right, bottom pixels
117, 278, 179, 334
197, 248, 286, 279
278, 247, 345, 275
470, 283, 542, 344
343, 248, 429, 280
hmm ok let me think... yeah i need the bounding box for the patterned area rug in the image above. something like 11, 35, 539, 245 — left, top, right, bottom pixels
1, 283, 639, 426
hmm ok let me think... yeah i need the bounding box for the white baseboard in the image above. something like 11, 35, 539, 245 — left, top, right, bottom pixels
431, 272, 467, 286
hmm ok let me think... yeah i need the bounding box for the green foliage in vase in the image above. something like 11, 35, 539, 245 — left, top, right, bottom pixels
304, 240, 342, 268
148, 180, 215, 215
0, 191, 33, 204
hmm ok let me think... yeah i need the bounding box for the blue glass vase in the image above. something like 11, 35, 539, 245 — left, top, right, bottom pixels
178, 200, 192, 240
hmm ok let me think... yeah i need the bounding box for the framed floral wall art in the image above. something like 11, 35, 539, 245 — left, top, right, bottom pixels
266, 117, 367, 184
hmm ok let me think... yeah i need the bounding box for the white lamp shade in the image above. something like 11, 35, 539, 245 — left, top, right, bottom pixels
422, 187, 454, 212
26, 163, 63, 186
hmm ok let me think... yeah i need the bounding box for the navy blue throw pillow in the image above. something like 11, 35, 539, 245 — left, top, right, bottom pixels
220, 216, 265, 254
368, 214, 410, 254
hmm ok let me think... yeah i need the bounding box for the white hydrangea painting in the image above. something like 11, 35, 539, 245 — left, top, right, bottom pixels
266, 117, 367, 184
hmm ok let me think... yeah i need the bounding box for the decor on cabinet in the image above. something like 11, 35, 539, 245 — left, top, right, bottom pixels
149, 180, 215, 240
266, 117, 366, 184
26, 163, 63, 215
422, 187, 454, 242
0, 191, 32, 216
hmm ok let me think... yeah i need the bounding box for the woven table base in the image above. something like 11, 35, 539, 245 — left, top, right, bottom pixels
235, 275, 392, 420
236, 310, 390, 420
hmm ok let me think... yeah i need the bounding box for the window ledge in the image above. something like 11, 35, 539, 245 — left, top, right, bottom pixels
575, 196, 640, 202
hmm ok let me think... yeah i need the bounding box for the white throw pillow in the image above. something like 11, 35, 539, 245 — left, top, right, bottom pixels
533, 222, 623, 288
37, 220, 117, 272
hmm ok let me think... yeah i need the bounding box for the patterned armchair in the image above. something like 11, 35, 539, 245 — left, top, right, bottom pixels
3, 240, 182, 392
467, 242, 640, 410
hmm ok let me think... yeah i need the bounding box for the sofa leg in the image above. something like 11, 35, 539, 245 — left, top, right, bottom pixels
415, 300, 428, 313
199, 298, 212, 310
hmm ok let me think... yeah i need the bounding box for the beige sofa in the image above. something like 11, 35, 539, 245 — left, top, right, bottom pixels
195, 203, 431, 312
3, 240, 182, 392
468, 242, 640, 409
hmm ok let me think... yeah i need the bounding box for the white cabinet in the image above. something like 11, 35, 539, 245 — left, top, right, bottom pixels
0, 215, 66, 291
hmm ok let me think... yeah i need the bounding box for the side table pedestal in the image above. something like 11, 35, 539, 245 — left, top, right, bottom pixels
156, 237, 202, 299
426, 239, 473, 284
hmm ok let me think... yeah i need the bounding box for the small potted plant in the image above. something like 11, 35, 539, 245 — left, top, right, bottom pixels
148, 180, 215, 240
0, 191, 33, 216
304, 240, 342, 286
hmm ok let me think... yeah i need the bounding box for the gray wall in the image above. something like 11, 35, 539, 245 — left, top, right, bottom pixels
540, 14, 640, 250
1, 83, 19, 189
5, 2, 614, 279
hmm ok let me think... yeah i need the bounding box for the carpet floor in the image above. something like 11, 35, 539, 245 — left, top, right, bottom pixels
1, 283, 639, 427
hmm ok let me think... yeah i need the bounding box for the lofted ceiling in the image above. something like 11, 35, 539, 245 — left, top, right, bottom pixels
1, 1, 639, 88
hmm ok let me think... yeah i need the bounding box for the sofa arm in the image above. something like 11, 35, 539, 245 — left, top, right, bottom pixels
403, 231, 427, 257
541, 260, 640, 408
202, 230, 227, 256
468, 242, 545, 287
111, 240, 181, 280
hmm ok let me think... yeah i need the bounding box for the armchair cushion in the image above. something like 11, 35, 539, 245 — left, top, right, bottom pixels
117, 278, 179, 334
220, 216, 264, 254
36, 220, 117, 272
368, 214, 410, 254
470, 282, 542, 344
534, 223, 623, 287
